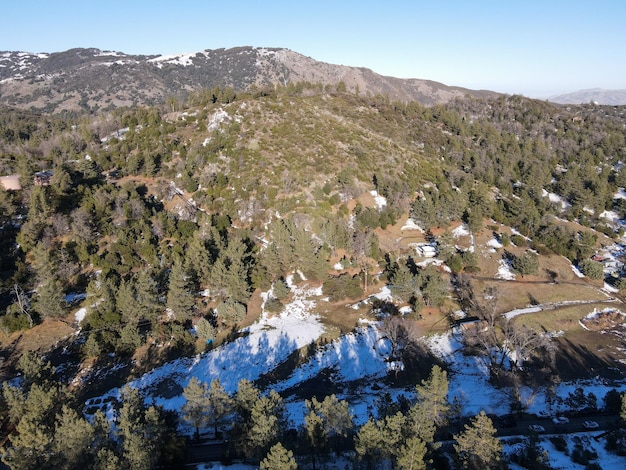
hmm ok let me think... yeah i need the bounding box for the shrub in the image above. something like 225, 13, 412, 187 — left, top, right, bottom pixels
571, 443, 597, 465
216, 299, 247, 324
323, 273, 362, 301
578, 259, 604, 280
196, 317, 216, 341
272, 278, 290, 300
511, 234, 527, 247
511, 251, 539, 276
264, 298, 284, 314
549, 436, 568, 453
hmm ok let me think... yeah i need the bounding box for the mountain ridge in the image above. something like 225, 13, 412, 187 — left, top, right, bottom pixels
0, 46, 500, 113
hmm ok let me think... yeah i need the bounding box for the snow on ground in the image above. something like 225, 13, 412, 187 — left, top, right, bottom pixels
86, 278, 626, 467
452, 223, 470, 237
542, 188, 572, 210
495, 259, 516, 280
93, 282, 326, 413
148, 52, 196, 67
401, 218, 424, 231
503, 306, 542, 320
426, 331, 511, 416
369, 190, 387, 209
74, 307, 87, 324
487, 237, 503, 250
277, 324, 392, 426
571, 264, 585, 278
615, 188, 626, 200
503, 433, 626, 470
600, 210, 621, 222
351, 285, 393, 309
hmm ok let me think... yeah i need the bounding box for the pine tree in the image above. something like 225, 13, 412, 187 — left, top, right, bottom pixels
389, 260, 421, 304
182, 377, 210, 440
354, 418, 384, 470
116, 387, 166, 470
414, 365, 449, 427
134, 270, 161, 326
243, 391, 285, 459
396, 436, 428, 470
260, 443, 298, 470
33, 276, 66, 318
116, 279, 138, 324
453, 411, 503, 470
206, 379, 232, 437
52, 405, 96, 468
304, 394, 354, 456
195, 317, 216, 341
166, 259, 195, 322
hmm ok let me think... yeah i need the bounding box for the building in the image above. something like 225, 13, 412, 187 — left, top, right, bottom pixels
0, 174, 22, 191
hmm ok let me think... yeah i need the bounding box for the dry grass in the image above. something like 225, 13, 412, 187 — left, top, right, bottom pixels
510, 302, 613, 333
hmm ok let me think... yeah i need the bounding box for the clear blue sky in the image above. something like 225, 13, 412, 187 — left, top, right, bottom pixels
2, 0, 624, 98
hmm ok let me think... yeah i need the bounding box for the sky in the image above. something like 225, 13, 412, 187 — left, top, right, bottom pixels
1, 0, 625, 98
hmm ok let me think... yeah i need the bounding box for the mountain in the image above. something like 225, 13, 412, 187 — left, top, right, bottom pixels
0, 46, 500, 113
548, 88, 626, 105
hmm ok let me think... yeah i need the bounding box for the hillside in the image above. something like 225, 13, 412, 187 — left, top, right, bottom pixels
0, 46, 500, 113
1, 86, 626, 468
549, 88, 626, 105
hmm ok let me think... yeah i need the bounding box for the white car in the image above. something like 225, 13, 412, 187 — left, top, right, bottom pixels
583, 421, 599, 429
552, 416, 569, 424
529, 424, 545, 433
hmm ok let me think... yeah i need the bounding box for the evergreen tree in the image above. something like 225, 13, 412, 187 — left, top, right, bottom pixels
116, 387, 166, 470
304, 394, 354, 455
260, 442, 298, 470
414, 365, 449, 428
206, 379, 232, 437
215, 298, 247, 325
238, 390, 285, 459
52, 405, 96, 469
354, 418, 385, 470
182, 377, 210, 439
389, 260, 421, 304
33, 276, 66, 318
166, 259, 195, 322
453, 411, 503, 470
195, 317, 216, 341
396, 436, 428, 470
134, 270, 161, 325
116, 279, 138, 324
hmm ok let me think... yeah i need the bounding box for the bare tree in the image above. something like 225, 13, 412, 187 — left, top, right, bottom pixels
503, 320, 555, 370
378, 316, 420, 365
12, 284, 33, 328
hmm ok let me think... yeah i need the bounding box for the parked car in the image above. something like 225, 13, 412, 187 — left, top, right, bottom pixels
536, 410, 551, 418
529, 424, 545, 433
553, 416, 569, 424
583, 420, 599, 429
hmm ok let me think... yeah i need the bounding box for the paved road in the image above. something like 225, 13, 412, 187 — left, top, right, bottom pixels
495, 412, 619, 437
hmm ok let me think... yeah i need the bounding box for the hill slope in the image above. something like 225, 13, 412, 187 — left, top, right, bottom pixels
548, 88, 626, 105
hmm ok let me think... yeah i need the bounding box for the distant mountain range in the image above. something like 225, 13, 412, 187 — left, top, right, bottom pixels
0, 47, 500, 113
548, 88, 626, 105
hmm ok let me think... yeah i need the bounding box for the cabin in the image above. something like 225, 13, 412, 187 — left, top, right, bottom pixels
0, 174, 22, 191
